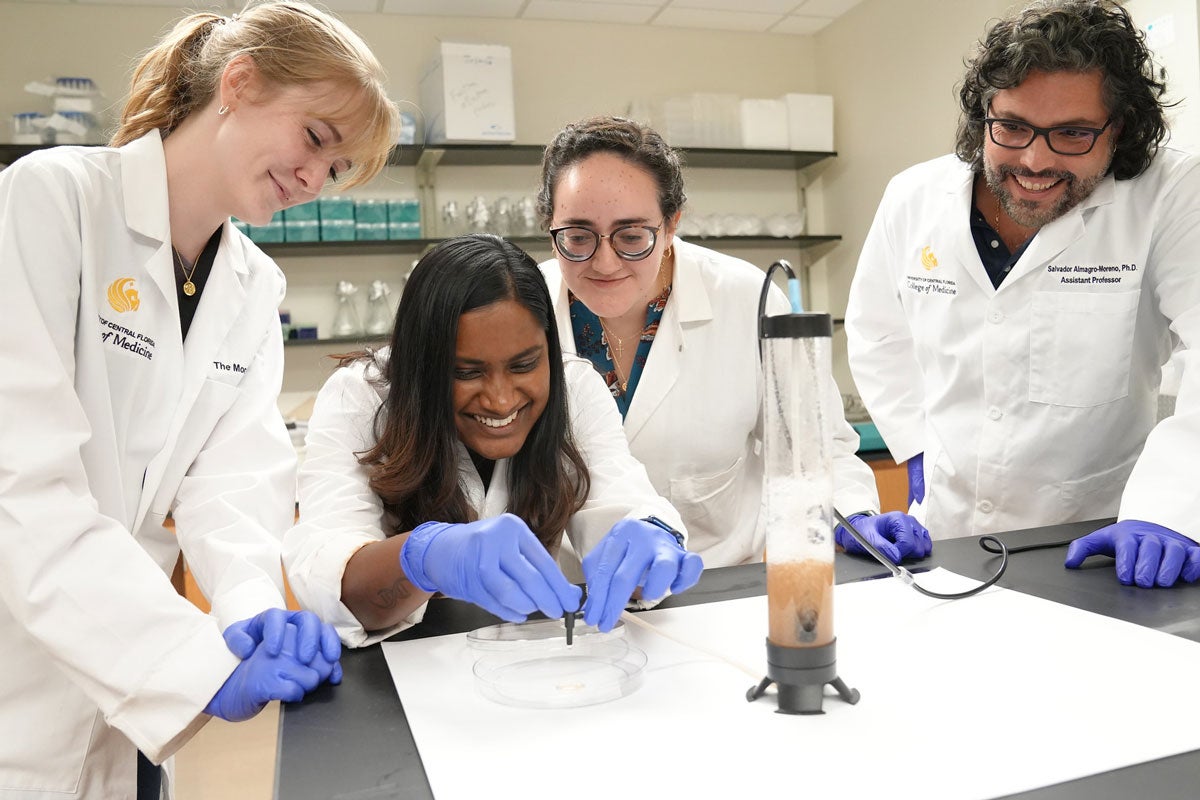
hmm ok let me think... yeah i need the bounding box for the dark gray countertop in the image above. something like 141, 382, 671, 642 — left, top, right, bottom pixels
275, 517, 1200, 799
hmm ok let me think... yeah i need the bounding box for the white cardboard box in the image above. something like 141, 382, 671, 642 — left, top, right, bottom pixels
784, 93, 834, 152
739, 98, 790, 149
419, 42, 515, 144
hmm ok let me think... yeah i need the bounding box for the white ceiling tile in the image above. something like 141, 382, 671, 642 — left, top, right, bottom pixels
653, 7, 781, 33
771, 13, 832, 34
380, 0, 524, 17
791, 0, 862, 16
523, 0, 657, 24
668, 0, 797, 13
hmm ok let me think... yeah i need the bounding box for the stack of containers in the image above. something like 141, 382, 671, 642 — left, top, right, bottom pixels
237, 196, 423, 241
387, 198, 421, 239
284, 202, 320, 241
242, 211, 284, 243
354, 199, 388, 240
319, 196, 356, 241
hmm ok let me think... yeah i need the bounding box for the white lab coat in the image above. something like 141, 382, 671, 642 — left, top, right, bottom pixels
0, 131, 295, 798
846, 150, 1200, 539
282, 352, 686, 648
541, 239, 878, 567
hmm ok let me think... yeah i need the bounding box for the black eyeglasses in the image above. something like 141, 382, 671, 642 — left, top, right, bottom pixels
983, 116, 1113, 155
549, 222, 663, 262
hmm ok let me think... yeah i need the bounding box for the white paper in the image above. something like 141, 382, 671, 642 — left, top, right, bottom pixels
382, 569, 1200, 799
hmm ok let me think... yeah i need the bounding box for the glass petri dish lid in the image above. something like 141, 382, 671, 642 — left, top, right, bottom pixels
466, 617, 625, 653
472, 636, 646, 709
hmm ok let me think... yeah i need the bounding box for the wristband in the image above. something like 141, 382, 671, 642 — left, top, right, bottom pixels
642, 515, 686, 549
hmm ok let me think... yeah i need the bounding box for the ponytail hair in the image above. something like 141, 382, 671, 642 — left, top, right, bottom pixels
112, 1, 398, 188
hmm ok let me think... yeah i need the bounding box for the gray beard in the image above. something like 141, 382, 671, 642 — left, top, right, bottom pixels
983, 161, 1109, 229
982, 135, 1117, 230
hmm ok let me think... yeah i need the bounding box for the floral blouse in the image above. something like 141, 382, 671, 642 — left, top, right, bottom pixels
568, 286, 672, 419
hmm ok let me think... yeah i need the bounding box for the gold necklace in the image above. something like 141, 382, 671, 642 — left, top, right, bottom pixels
597, 318, 632, 392
172, 246, 199, 297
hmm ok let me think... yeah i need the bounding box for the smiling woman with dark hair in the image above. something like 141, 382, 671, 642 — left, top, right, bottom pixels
283, 234, 703, 644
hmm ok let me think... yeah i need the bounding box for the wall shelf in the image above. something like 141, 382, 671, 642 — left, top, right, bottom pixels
261, 234, 840, 258
3, 142, 836, 171
395, 143, 836, 171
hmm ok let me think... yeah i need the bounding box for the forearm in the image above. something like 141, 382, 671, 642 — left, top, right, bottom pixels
340, 532, 432, 632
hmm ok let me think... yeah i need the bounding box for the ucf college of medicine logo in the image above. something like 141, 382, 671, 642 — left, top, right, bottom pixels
107, 278, 140, 313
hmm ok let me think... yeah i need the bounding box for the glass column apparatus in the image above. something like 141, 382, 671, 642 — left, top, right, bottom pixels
748, 261, 860, 714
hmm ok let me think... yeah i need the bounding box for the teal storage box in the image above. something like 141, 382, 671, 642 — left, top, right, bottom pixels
388, 221, 422, 240
387, 198, 420, 223
285, 220, 320, 242
321, 219, 356, 241
284, 201, 320, 222
318, 196, 355, 221
356, 223, 389, 241
852, 421, 887, 453
355, 199, 388, 224
247, 222, 284, 243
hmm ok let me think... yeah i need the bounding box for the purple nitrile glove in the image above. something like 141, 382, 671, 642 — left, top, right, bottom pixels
907, 453, 925, 507
205, 623, 340, 722
835, 511, 932, 564
582, 518, 703, 632
400, 513, 582, 622
1064, 519, 1200, 588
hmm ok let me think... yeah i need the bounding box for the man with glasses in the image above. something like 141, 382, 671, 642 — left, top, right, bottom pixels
845, 0, 1200, 587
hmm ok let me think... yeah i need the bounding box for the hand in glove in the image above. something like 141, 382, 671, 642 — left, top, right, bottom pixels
835, 512, 932, 564
582, 518, 704, 632
907, 453, 925, 507
205, 623, 339, 722
400, 513, 581, 623
1064, 519, 1200, 588
220, 608, 341, 682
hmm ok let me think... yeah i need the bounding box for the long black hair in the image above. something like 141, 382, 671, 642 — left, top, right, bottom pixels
354, 234, 589, 548
956, 0, 1168, 180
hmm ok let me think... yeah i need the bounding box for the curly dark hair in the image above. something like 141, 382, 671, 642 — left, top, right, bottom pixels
536, 115, 687, 230
955, 0, 1168, 180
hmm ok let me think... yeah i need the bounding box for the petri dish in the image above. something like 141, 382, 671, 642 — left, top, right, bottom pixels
466, 617, 624, 653
472, 636, 646, 709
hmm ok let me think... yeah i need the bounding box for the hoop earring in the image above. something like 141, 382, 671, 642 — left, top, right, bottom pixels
217, 105, 230, 116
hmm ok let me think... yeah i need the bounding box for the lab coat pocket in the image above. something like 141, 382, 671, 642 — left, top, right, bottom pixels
1028, 290, 1139, 408
668, 457, 744, 551
1059, 455, 1136, 520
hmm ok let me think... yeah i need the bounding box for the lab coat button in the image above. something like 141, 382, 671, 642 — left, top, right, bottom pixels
988, 407, 1002, 420
978, 500, 994, 513
988, 310, 1004, 323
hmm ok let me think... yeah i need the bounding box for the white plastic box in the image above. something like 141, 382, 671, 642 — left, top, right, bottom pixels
784, 93, 834, 152
739, 99, 790, 150
419, 42, 515, 144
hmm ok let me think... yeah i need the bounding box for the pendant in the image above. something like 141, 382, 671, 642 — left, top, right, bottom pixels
183, 281, 196, 296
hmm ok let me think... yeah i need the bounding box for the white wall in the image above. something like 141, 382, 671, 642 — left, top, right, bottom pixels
813, 0, 1012, 393
1126, 0, 1200, 153
11, 1, 1178, 396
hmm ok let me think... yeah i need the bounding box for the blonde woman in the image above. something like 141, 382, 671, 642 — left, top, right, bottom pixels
0, 2, 398, 796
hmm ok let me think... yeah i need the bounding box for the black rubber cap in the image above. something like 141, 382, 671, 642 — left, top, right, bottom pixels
761, 312, 833, 339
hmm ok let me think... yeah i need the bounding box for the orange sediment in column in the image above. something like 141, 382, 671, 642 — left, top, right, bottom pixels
767, 559, 834, 647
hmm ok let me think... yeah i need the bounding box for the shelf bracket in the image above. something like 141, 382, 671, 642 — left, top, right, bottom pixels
415, 149, 446, 237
